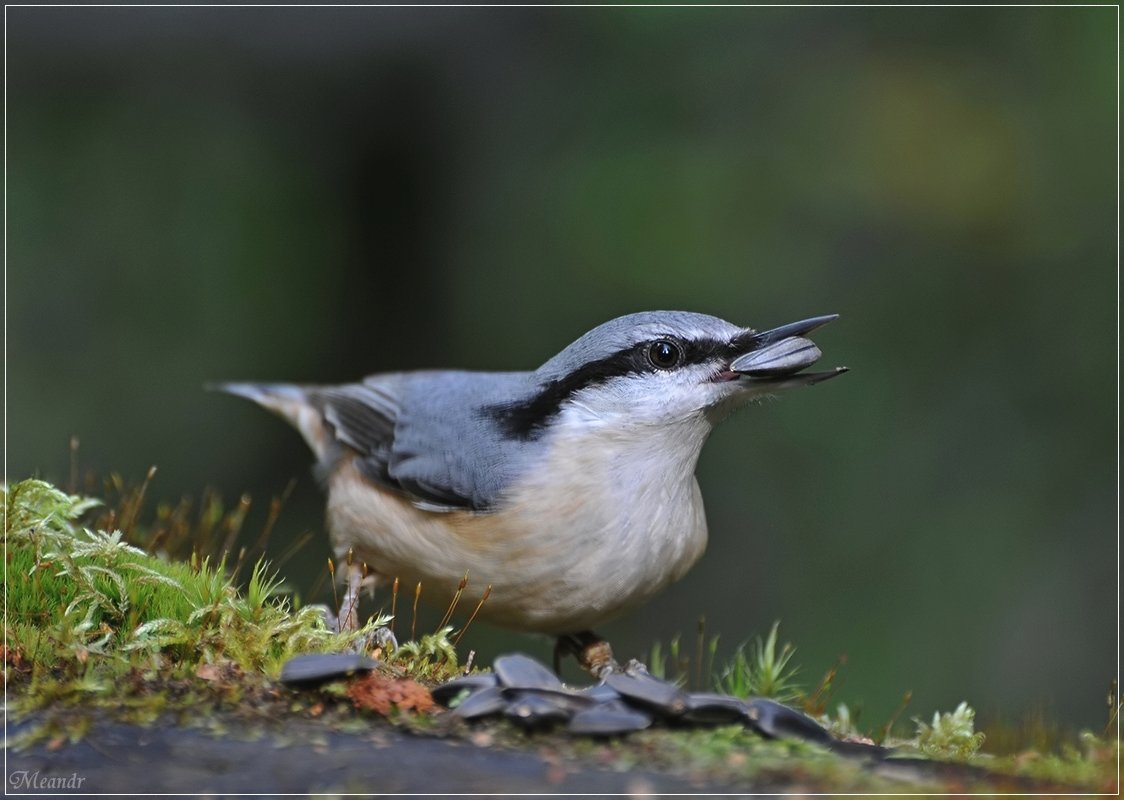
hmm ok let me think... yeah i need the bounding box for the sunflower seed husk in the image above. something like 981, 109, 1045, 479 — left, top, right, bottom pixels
604, 671, 688, 717
745, 697, 833, 744
431, 673, 500, 706
279, 653, 378, 687
568, 702, 653, 736
493, 653, 564, 691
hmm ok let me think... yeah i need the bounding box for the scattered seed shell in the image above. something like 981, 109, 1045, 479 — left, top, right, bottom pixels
504, 691, 575, 729
568, 702, 653, 736
577, 683, 622, 704
512, 687, 593, 713
429, 652, 853, 752
745, 697, 833, 744
430, 673, 500, 706
603, 671, 688, 717
279, 653, 378, 688
493, 653, 564, 691
450, 686, 509, 720
682, 692, 751, 726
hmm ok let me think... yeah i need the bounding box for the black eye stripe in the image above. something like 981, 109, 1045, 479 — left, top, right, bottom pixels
487, 335, 744, 439
679, 336, 743, 367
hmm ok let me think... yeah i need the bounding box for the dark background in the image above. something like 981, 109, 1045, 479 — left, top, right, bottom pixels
6, 6, 1117, 731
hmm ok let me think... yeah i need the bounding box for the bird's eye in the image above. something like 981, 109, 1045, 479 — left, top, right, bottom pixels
647, 339, 682, 370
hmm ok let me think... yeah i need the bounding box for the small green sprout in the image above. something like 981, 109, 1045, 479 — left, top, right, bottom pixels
913, 701, 986, 758
826, 702, 860, 738
394, 625, 458, 673
719, 620, 802, 703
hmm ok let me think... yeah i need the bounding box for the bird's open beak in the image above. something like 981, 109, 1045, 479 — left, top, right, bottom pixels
728, 314, 848, 389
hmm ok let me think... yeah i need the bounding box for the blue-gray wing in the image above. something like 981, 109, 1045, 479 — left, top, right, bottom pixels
311, 373, 530, 511
313, 381, 401, 487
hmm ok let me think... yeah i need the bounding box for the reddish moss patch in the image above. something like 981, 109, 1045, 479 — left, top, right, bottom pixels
347, 673, 437, 716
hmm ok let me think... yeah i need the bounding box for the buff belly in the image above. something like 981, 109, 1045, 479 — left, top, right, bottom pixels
326, 432, 710, 635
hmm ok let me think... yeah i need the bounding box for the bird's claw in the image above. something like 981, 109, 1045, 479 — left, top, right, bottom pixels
365, 626, 398, 653
553, 631, 621, 679
306, 604, 395, 657
622, 658, 649, 676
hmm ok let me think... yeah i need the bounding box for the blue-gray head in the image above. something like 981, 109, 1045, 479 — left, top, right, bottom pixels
492, 310, 846, 441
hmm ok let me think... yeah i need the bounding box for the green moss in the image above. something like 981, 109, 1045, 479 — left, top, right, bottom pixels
912, 701, 986, 758
2, 477, 416, 740
719, 620, 802, 703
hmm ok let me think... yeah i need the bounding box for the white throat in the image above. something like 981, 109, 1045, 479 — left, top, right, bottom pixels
489, 403, 714, 631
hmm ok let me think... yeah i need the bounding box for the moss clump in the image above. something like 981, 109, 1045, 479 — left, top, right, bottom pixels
3, 478, 409, 737
912, 701, 986, 758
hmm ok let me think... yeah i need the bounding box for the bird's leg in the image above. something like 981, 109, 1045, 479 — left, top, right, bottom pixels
338, 558, 400, 654
553, 631, 620, 679
339, 560, 363, 634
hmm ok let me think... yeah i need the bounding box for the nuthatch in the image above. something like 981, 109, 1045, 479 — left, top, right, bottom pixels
217, 311, 846, 674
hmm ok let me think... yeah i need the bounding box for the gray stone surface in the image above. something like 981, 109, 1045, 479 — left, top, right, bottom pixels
8, 716, 737, 795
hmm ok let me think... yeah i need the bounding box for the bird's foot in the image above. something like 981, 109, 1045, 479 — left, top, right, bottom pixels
314, 558, 394, 654
621, 657, 650, 676
363, 625, 398, 654
308, 605, 396, 654
554, 631, 620, 680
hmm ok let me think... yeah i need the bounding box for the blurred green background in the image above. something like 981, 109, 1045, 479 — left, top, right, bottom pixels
7, 7, 1116, 731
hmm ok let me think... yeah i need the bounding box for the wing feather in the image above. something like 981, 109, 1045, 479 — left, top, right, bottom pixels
219, 373, 532, 512
310, 375, 518, 511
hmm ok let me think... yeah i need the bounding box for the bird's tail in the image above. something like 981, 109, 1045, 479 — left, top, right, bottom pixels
208, 381, 331, 461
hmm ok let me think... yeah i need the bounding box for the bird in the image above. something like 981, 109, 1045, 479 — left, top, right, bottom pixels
216, 310, 846, 675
